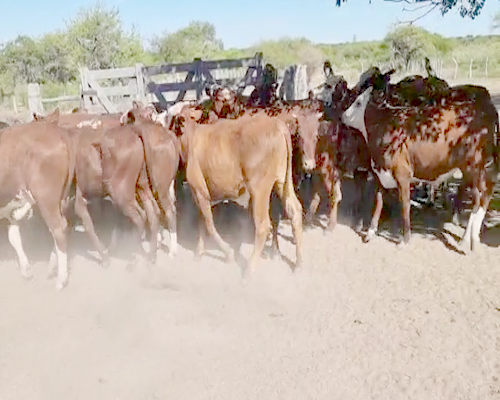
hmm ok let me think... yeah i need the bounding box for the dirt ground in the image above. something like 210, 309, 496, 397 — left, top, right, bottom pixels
0, 176, 499, 400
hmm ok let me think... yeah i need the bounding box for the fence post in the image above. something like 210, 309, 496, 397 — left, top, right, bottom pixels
28, 83, 43, 116
194, 58, 203, 101
135, 63, 146, 104
452, 58, 458, 80
11, 94, 18, 114
80, 67, 92, 110
293, 65, 308, 100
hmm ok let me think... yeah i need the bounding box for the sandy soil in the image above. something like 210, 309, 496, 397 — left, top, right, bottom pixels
0, 179, 499, 400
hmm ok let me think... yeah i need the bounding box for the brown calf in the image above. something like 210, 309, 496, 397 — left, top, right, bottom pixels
177, 111, 303, 275
121, 102, 181, 257
71, 123, 159, 264
0, 109, 74, 290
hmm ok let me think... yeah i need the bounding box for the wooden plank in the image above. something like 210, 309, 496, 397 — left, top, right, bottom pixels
83, 84, 137, 98
175, 65, 196, 103
85, 69, 117, 114
135, 63, 146, 104
151, 81, 198, 94
88, 66, 137, 80
41, 95, 81, 103
144, 56, 255, 77
144, 77, 169, 107
149, 77, 248, 96
81, 67, 92, 110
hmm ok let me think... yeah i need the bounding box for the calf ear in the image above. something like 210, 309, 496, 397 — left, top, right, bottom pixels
132, 100, 143, 109
122, 110, 135, 125
46, 108, 60, 124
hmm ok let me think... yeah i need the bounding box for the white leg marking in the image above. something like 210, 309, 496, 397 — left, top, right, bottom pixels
365, 227, 376, 242
169, 181, 175, 200
47, 248, 57, 279
157, 231, 163, 243
169, 231, 178, 258
8, 224, 31, 279
471, 207, 486, 251
55, 244, 68, 291
460, 209, 477, 251
141, 240, 150, 254
12, 202, 33, 221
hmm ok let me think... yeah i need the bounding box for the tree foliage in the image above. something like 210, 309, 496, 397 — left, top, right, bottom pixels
384, 25, 437, 69
335, 0, 486, 19
152, 21, 224, 63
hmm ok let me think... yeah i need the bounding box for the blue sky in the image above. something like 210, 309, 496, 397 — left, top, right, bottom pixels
1, 0, 499, 48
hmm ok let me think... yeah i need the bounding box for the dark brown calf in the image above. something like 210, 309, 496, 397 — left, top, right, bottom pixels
0, 109, 74, 290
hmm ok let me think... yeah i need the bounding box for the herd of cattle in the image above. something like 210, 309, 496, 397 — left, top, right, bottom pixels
0, 59, 498, 291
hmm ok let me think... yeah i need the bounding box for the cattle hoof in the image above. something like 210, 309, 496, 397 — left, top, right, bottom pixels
100, 255, 110, 268
323, 228, 333, 237
396, 240, 407, 249
55, 280, 68, 292
22, 270, 34, 281
293, 260, 303, 272
458, 239, 472, 255
304, 214, 314, 225
242, 265, 256, 283
354, 221, 364, 233
363, 229, 376, 243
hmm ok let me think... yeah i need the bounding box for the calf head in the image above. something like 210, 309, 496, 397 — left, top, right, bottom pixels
291, 109, 322, 172
120, 100, 157, 125
341, 87, 372, 140
207, 85, 239, 118
32, 108, 60, 124
342, 68, 394, 140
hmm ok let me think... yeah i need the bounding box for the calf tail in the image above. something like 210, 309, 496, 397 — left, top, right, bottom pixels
61, 134, 76, 219
495, 113, 500, 175
282, 122, 300, 217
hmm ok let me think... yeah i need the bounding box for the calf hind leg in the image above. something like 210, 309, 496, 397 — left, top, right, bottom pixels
364, 188, 383, 243
247, 191, 273, 276
137, 187, 159, 264
277, 184, 303, 270
74, 188, 109, 266
194, 192, 235, 264
326, 179, 342, 234
41, 209, 69, 291
8, 223, 32, 280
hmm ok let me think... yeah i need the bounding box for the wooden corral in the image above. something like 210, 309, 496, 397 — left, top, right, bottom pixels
27, 52, 312, 115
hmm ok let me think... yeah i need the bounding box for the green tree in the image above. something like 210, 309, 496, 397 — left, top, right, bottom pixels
384, 26, 436, 70
66, 2, 146, 69
38, 32, 74, 82
335, 0, 486, 19
0, 36, 44, 84
152, 21, 224, 63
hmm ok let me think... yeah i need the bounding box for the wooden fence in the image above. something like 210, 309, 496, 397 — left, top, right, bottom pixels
28, 52, 312, 115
